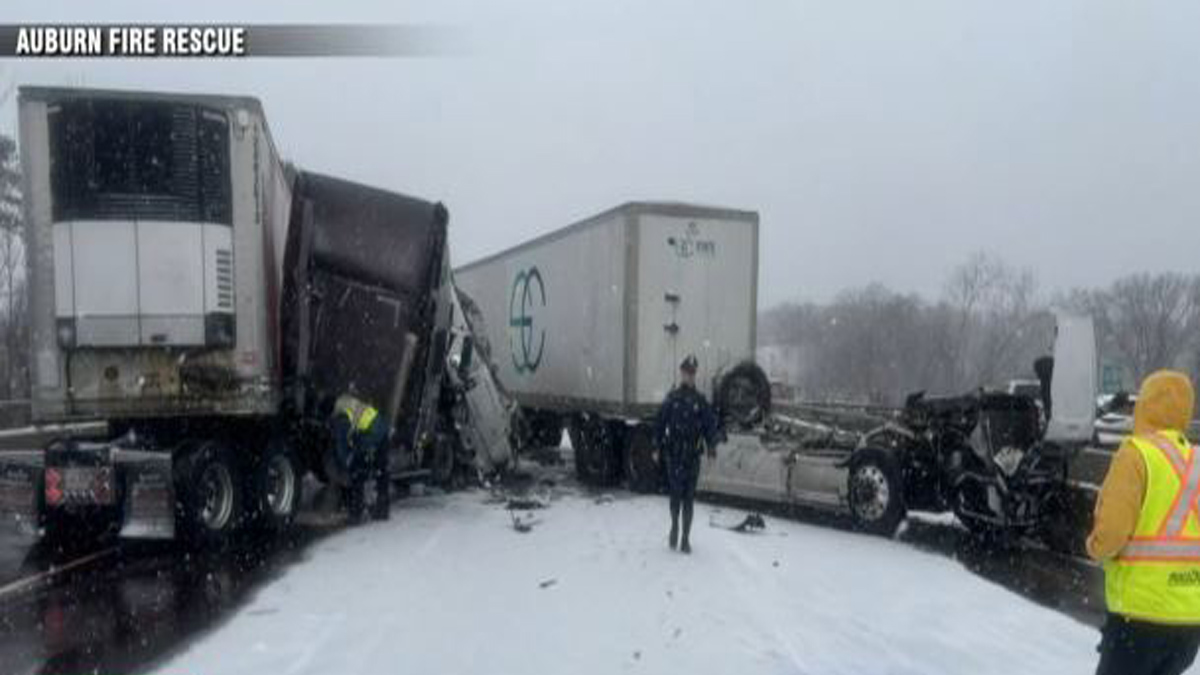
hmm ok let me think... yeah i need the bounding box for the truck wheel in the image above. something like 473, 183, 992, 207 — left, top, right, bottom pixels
527, 411, 563, 449
570, 416, 619, 486
625, 425, 660, 494
716, 361, 771, 430
569, 421, 592, 482
310, 455, 331, 484
431, 432, 458, 488
251, 439, 302, 532
179, 441, 243, 545
848, 450, 905, 537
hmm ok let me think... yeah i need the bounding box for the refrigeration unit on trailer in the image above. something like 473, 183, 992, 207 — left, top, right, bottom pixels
455, 202, 764, 490
0, 86, 510, 545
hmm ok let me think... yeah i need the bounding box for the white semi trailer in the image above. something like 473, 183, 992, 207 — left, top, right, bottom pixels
455, 202, 762, 490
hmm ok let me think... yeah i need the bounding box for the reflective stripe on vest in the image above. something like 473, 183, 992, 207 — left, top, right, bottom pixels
1106, 432, 1200, 623
357, 406, 378, 432
1121, 434, 1200, 557
346, 404, 378, 433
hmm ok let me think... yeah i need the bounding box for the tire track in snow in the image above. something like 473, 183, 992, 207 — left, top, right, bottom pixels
284, 612, 346, 675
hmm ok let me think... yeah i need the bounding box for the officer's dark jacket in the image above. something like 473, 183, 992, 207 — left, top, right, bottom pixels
654, 384, 719, 466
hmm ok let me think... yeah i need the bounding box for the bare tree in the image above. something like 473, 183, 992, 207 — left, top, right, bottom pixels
943, 252, 1044, 389
1088, 273, 1198, 383
0, 133, 22, 403
759, 255, 1200, 408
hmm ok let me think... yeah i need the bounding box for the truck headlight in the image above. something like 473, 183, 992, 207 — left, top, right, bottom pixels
56, 318, 76, 349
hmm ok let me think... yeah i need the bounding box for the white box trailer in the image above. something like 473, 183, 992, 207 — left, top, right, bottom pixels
456, 202, 761, 487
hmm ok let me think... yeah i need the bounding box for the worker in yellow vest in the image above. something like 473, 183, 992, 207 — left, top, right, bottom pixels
1089, 370, 1200, 675
332, 392, 390, 523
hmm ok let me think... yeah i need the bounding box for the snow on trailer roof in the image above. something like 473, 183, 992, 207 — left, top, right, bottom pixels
19, 84, 266, 114
18, 84, 288, 172
454, 200, 759, 275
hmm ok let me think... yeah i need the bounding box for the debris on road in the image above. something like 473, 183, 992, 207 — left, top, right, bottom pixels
708, 512, 768, 533
732, 513, 767, 533
506, 495, 550, 511
510, 512, 541, 533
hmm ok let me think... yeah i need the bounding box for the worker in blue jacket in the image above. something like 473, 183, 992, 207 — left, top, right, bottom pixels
331, 391, 391, 523
655, 355, 721, 553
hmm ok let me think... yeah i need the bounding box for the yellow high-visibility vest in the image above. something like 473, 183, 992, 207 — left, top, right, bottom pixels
337, 395, 379, 433
1106, 431, 1200, 624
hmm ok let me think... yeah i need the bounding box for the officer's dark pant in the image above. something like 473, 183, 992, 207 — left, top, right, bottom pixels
344, 423, 390, 520
667, 455, 700, 544
1096, 613, 1200, 675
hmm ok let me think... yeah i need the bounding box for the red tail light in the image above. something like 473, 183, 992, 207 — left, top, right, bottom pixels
44, 468, 63, 506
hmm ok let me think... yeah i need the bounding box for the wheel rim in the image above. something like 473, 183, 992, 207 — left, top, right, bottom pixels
265, 454, 297, 517
630, 434, 656, 481
199, 463, 235, 530
851, 465, 890, 522
583, 424, 606, 474
724, 374, 753, 417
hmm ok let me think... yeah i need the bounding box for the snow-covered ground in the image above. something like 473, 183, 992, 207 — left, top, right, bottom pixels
153, 477, 1117, 675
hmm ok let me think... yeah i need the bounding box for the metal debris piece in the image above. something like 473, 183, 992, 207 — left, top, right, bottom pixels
510, 511, 541, 533
732, 513, 767, 532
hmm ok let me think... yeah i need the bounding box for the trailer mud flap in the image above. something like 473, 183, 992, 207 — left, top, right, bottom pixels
113, 449, 175, 539
0, 452, 43, 536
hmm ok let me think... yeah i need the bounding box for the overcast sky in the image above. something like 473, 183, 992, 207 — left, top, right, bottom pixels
2, 0, 1197, 307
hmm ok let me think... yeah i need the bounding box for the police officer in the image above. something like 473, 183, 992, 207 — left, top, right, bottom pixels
331, 391, 391, 523
1089, 370, 1200, 675
654, 355, 720, 554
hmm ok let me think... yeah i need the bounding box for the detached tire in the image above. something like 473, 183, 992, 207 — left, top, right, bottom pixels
179, 441, 243, 546
625, 425, 661, 494
716, 361, 771, 429
847, 449, 905, 537
250, 438, 302, 533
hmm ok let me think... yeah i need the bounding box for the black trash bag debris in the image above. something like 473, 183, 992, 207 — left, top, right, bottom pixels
716, 513, 767, 533
734, 513, 767, 532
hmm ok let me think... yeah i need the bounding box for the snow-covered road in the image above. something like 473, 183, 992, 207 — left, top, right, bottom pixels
149, 473, 1133, 675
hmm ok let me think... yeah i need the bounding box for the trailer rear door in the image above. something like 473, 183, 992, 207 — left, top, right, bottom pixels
633, 211, 758, 405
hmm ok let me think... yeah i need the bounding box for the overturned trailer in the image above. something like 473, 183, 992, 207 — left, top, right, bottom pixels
0, 86, 512, 544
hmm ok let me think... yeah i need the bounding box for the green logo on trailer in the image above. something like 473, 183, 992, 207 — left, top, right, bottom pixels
510, 266, 546, 374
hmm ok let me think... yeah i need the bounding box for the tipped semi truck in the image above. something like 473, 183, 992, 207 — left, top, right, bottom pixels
454, 202, 765, 492
0, 86, 513, 544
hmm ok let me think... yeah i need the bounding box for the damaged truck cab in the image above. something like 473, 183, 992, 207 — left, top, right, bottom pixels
700, 314, 1097, 539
